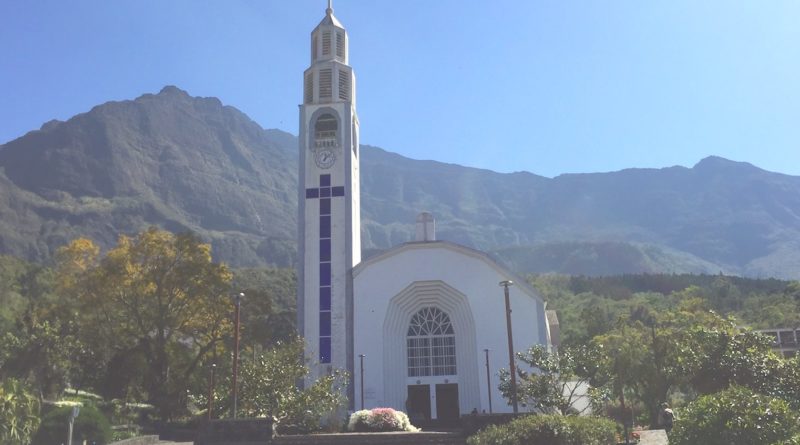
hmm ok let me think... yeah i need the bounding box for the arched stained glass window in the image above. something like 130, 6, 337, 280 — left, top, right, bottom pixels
407, 307, 457, 377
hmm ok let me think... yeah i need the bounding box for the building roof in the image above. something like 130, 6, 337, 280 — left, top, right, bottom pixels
353, 240, 547, 306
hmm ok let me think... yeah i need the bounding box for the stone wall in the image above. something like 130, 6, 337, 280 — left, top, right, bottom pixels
195, 418, 276, 445
109, 435, 159, 445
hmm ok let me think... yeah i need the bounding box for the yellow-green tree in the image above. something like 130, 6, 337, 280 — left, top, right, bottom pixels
57, 227, 232, 419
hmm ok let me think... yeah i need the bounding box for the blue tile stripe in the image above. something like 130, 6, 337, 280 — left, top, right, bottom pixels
305, 174, 345, 364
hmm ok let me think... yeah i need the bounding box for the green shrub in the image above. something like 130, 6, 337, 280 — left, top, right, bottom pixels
466, 414, 616, 445
0, 379, 41, 445
33, 405, 113, 445
772, 436, 800, 445
670, 386, 800, 445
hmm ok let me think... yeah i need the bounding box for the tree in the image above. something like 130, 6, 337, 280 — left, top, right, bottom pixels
57, 227, 233, 419
0, 379, 40, 445
231, 267, 297, 345
591, 322, 648, 438
674, 317, 786, 397
670, 386, 800, 445
499, 345, 600, 415
0, 319, 82, 399
222, 337, 346, 432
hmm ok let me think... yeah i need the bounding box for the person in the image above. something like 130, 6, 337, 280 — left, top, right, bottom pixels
659, 402, 675, 433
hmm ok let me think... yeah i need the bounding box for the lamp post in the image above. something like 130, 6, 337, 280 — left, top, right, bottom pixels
358, 354, 366, 410
207, 363, 216, 421
484, 349, 493, 414
232, 292, 244, 419
499, 280, 518, 414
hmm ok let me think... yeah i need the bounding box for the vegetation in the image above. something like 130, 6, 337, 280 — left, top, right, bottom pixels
499, 345, 599, 415
222, 338, 347, 432
56, 228, 233, 419
488, 274, 800, 440
0, 227, 323, 441
670, 386, 800, 445
347, 408, 419, 432
0, 379, 40, 445
466, 414, 616, 445
33, 405, 112, 445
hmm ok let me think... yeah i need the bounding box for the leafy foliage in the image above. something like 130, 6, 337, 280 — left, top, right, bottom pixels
670, 386, 800, 445
229, 337, 347, 432
499, 345, 599, 415
532, 274, 800, 346
0, 379, 40, 445
466, 414, 616, 445
33, 404, 113, 445
232, 267, 298, 345
56, 227, 233, 419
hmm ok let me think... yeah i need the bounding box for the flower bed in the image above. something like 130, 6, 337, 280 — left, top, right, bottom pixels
347, 408, 419, 432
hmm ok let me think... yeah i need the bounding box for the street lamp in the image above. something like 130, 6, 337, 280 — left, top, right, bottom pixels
232, 292, 244, 419
499, 280, 518, 414
484, 349, 493, 414
207, 363, 216, 421
358, 354, 366, 410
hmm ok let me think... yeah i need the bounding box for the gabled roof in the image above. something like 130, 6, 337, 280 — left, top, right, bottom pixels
353, 240, 547, 306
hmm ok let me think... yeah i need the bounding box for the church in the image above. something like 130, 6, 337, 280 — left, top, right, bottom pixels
296, 3, 552, 421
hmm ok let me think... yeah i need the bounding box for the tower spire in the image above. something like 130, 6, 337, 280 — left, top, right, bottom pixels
327, 0, 333, 15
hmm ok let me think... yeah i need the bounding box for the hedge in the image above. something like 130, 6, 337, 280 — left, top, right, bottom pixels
33, 405, 113, 445
466, 414, 616, 445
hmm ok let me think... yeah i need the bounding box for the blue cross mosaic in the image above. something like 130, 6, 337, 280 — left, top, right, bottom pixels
305, 174, 345, 363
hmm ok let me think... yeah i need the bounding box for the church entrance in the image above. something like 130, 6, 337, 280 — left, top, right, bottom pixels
407, 384, 431, 423
406, 383, 460, 425
435, 384, 460, 423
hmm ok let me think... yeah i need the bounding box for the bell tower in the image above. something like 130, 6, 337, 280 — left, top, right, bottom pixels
297, 0, 360, 403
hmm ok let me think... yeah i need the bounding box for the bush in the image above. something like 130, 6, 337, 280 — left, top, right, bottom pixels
33, 404, 113, 445
347, 408, 419, 432
670, 386, 800, 445
466, 414, 616, 445
773, 436, 800, 445
0, 379, 41, 445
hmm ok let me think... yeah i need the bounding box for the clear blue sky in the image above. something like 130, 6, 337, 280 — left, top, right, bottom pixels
1, 1, 798, 177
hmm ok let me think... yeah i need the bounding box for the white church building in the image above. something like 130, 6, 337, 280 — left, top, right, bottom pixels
296, 3, 552, 422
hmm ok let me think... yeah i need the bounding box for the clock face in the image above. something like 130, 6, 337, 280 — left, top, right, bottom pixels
315, 149, 336, 169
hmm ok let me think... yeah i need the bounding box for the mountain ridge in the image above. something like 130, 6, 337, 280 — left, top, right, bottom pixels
2, 87, 799, 278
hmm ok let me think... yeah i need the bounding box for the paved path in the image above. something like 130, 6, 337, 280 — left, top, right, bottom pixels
638, 429, 669, 445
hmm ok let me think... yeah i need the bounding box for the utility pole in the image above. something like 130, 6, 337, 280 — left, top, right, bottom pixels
359, 354, 366, 410
232, 292, 244, 419
207, 363, 216, 421
499, 280, 518, 414
66, 406, 80, 445
484, 349, 493, 414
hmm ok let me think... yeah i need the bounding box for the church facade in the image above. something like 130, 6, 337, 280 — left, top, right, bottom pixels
297, 3, 551, 420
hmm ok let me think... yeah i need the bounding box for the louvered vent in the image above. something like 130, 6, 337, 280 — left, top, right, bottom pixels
319, 69, 333, 99
322, 31, 331, 55
336, 31, 345, 59
338, 70, 350, 100
304, 72, 313, 103
312, 35, 318, 61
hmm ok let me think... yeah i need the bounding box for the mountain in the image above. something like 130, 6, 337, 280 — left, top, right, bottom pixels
2, 87, 800, 278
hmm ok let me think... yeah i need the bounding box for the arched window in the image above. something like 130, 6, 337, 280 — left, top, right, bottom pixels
407, 307, 457, 377
314, 113, 338, 148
